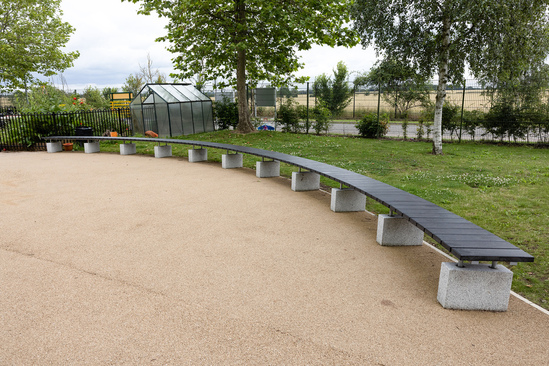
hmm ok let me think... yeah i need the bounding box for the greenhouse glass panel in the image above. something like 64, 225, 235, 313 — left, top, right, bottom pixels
180, 102, 194, 135
202, 103, 214, 132
155, 103, 170, 136
169, 104, 183, 136
130, 107, 144, 134
163, 84, 191, 102
130, 83, 213, 137
144, 93, 155, 104
142, 105, 158, 133
174, 84, 204, 101
183, 85, 210, 101
150, 85, 178, 103
192, 102, 204, 133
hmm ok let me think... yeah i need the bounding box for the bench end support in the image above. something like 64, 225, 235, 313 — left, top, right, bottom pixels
437, 262, 513, 311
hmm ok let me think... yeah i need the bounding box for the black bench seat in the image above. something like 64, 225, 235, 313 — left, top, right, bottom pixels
44, 135, 534, 265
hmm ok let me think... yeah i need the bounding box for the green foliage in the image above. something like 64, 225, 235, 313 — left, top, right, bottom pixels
83, 86, 110, 109
401, 120, 408, 139
461, 110, 485, 140
123, 74, 144, 97
351, 0, 549, 153
441, 103, 460, 138
482, 104, 535, 141
14, 83, 71, 113
356, 112, 389, 138
213, 100, 238, 130
0, 0, 79, 91
276, 98, 301, 133
124, 0, 358, 132
356, 59, 430, 119
278, 86, 298, 98
102, 87, 119, 101
314, 61, 354, 117
311, 104, 332, 135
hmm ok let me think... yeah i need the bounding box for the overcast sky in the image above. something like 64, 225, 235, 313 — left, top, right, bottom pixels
59, 0, 378, 92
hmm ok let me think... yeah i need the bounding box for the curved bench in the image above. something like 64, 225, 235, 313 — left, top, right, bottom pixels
44, 135, 534, 311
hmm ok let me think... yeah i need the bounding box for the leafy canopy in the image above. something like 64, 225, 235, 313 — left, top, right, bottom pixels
0, 0, 79, 91
351, 0, 549, 153
314, 61, 354, 116
123, 0, 357, 88
356, 59, 430, 118
352, 0, 549, 84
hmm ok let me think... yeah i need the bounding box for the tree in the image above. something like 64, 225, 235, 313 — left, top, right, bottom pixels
356, 59, 430, 119
82, 86, 110, 109
122, 74, 143, 97
102, 87, 119, 101
314, 61, 354, 117
0, 0, 79, 92
124, 0, 357, 133
139, 53, 167, 84
123, 54, 167, 96
352, 0, 549, 154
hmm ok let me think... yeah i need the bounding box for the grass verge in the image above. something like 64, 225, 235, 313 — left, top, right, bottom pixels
98, 131, 549, 309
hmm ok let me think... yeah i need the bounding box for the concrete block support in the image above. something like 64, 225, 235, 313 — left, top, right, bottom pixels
120, 143, 136, 155
222, 153, 243, 169
330, 188, 366, 212
376, 214, 424, 246
154, 145, 172, 158
291, 171, 320, 191
437, 262, 513, 311
84, 141, 100, 154
46, 141, 62, 153
188, 148, 207, 163
256, 160, 280, 178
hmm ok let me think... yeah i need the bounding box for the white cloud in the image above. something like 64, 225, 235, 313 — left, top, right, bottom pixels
58, 0, 377, 92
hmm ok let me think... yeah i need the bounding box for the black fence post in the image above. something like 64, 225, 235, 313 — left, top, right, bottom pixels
306, 82, 310, 134
353, 84, 356, 119
459, 81, 466, 143
376, 83, 381, 129
117, 108, 122, 134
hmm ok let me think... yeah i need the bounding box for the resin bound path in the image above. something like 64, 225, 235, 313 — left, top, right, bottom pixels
1, 151, 548, 365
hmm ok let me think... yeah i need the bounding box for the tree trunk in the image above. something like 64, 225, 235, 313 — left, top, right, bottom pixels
235, 0, 253, 134
433, 14, 451, 155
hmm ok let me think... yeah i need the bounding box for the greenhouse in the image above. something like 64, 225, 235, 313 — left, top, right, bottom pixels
130, 83, 214, 137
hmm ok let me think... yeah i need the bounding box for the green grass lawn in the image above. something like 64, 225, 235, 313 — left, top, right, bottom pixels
98, 131, 549, 309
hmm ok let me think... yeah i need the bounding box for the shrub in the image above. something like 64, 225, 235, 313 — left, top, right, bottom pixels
311, 104, 332, 135
401, 120, 408, 139
482, 104, 528, 141
276, 98, 301, 132
441, 102, 460, 138
417, 121, 424, 139
461, 110, 484, 140
356, 112, 389, 138
213, 100, 238, 130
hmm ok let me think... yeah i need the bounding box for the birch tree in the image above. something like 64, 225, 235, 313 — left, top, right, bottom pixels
124, 0, 357, 133
351, 0, 549, 154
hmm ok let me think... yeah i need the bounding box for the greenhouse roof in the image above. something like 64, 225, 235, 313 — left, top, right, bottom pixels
133, 83, 211, 104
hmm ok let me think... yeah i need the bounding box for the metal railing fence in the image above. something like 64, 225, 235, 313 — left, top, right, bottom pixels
203, 79, 549, 143
0, 108, 132, 151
